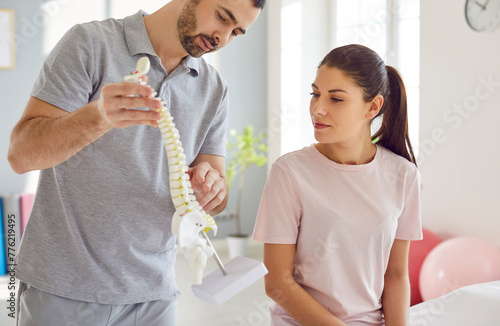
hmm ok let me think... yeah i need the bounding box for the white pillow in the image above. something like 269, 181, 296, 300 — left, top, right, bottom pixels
409, 281, 500, 326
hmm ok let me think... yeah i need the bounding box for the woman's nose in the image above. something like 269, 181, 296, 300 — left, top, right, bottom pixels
311, 99, 326, 116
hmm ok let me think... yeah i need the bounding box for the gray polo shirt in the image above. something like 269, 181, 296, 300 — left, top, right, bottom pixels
16, 11, 229, 304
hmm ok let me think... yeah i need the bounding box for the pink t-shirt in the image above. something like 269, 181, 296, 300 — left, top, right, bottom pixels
253, 145, 423, 325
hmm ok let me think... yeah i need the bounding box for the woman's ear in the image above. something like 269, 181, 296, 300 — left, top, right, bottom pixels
366, 94, 384, 120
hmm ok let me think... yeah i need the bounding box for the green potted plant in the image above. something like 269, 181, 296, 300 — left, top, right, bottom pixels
225, 125, 267, 258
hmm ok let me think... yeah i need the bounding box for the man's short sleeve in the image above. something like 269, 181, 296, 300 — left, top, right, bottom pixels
199, 81, 228, 157
31, 24, 95, 113
252, 162, 302, 244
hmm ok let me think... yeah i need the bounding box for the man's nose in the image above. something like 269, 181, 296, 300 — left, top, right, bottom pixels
213, 29, 232, 48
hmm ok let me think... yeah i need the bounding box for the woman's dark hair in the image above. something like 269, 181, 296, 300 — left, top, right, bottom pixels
319, 44, 416, 165
252, 0, 266, 9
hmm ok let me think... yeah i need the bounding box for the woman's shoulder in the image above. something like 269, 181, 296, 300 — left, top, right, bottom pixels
273, 145, 315, 168
378, 145, 419, 177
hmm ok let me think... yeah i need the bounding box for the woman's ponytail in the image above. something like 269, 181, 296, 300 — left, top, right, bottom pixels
372, 66, 416, 165
320, 45, 417, 165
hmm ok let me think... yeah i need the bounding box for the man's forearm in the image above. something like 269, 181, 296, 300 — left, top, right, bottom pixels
8, 101, 110, 174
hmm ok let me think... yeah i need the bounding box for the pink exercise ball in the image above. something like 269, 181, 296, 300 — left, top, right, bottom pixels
408, 228, 442, 306
419, 237, 500, 301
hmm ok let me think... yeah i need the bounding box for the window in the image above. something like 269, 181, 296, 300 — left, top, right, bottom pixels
268, 0, 420, 163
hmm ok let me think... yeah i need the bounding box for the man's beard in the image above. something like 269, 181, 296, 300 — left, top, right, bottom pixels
177, 0, 218, 58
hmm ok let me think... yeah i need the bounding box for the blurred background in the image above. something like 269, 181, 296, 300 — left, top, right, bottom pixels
1, 0, 500, 325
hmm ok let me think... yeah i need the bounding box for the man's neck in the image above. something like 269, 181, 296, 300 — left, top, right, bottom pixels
143, 1, 188, 74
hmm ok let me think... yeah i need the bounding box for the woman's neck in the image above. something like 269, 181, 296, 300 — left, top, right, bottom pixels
315, 139, 377, 165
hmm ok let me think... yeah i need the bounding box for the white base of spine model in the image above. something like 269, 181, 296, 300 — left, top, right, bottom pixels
125, 57, 217, 285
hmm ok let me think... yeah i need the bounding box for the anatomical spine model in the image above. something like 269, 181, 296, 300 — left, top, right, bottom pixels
124, 57, 217, 284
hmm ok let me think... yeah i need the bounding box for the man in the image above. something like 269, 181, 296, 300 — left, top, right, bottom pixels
8, 0, 264, 324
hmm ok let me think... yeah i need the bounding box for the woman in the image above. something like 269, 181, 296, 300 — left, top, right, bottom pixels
253, 44, 422, 326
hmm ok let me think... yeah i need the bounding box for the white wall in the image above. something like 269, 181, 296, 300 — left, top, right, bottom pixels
219, 9, 268, 238
420, 1, 500, 245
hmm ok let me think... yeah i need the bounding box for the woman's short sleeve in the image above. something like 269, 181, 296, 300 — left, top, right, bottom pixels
252, 163, 302, 244
396, 168, 423, 240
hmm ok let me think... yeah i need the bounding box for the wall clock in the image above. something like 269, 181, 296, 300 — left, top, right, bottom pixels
465, 0, 500, 32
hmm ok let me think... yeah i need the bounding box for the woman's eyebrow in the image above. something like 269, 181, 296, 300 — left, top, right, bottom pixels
311, 83, 349, 94
328, 89, 349, 94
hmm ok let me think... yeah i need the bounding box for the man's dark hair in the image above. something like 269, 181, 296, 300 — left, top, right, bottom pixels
252, 0, 266, 9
